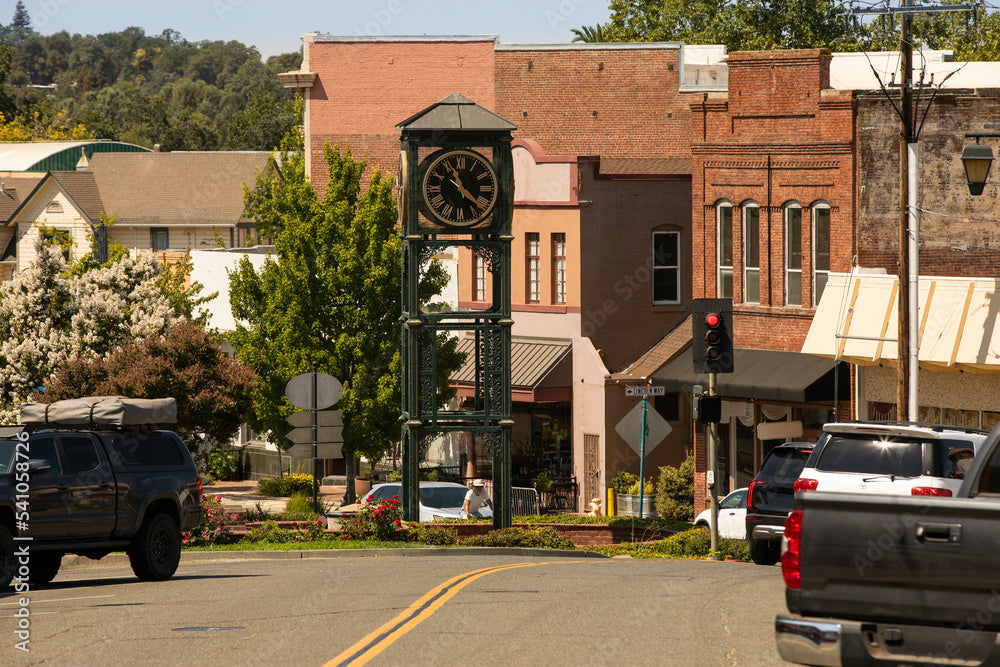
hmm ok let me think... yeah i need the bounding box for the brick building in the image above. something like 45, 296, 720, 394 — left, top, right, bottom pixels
284, 35, 728, 508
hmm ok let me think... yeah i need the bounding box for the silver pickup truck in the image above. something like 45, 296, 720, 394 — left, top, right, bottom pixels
776, 421, 1000, 666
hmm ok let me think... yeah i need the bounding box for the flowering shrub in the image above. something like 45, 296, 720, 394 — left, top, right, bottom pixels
340, 496, 409, 542
257, 473, 315, 497
183, 494, 238, 546
242, 518, 325, 543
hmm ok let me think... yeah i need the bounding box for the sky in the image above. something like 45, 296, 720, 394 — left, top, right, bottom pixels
17, 0, 613, 59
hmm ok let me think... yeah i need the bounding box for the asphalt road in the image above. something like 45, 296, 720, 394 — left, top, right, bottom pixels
1, 550, 789, 666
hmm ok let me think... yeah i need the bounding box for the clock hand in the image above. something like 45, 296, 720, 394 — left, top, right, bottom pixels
448, 172, 479, 205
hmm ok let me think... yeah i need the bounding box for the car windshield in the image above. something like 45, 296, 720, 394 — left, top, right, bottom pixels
759, 448, 811, 485
817, 437, 922, 476
419, 486, 469, 509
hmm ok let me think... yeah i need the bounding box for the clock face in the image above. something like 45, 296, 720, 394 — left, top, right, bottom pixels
420, 149, 498, 227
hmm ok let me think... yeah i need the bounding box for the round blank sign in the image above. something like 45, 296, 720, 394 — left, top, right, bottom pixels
285, 372, 343, 411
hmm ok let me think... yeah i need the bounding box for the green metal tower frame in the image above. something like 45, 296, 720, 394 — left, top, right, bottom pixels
396, 93, 516, 529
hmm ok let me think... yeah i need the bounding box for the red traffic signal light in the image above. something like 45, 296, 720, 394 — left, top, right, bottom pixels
705, 312, 720, 328
692, 299, 733, 374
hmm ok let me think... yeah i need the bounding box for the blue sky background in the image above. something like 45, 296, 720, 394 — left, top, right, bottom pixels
18, 0, 613, 58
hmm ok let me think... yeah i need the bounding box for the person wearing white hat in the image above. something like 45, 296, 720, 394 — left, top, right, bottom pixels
462, 479, 493, 519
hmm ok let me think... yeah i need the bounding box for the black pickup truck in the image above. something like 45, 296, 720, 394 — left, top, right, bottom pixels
775, 421, 1000, 666
0, 397, 202, 588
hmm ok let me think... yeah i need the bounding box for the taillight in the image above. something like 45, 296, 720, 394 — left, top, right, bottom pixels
782, 510, 803, 589
912, 486, 952, 497
747, 479, 765, 508
196, 476, 203, 501
794, 478, 818, 493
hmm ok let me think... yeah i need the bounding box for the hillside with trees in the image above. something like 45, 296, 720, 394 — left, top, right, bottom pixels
0, 1, 301, 150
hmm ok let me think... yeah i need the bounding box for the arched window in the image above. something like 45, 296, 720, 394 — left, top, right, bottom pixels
785, 203, 802, 306
743, 201, 760, 303
717, 202, 733, 299
46, 201, 63, 213
813, 204, 831, 306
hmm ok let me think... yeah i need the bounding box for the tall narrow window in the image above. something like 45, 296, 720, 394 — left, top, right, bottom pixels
743, 203, 760, 303
717, 204, 733, 299
473, 252, 486, 302
552, 233, 566, 304
653, 231, 680, 304
813, 206, 830, 305
785, 205, 802, 306
151, 228, 168, 252
526, 232, 540, 303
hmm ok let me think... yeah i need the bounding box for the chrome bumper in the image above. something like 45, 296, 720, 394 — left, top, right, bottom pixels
776, 614, 1000, 666
775, 616, 842, 666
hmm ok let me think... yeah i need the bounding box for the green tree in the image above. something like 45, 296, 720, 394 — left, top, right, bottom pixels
606, 0, 845, 51
228, 122, 461, 469
224, 83, 296, 150
571, 24, 611, 43
39, 320, 258, 454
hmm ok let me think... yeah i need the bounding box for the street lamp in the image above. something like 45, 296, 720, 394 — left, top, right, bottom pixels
961, 142, 994, 196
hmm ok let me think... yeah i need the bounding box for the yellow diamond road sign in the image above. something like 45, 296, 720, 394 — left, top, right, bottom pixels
614, 401, 672, 455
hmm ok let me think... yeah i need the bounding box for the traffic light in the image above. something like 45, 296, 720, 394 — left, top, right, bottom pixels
694, 393, 722, 423
692, 298, 734, 374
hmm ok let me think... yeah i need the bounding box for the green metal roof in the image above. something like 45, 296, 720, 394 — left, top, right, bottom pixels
0, 141, 151, 172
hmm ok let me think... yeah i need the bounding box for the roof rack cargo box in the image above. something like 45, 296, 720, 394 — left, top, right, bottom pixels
20, 396, 177, 427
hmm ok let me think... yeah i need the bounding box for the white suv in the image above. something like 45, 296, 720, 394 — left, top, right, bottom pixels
794, 422, 987, 497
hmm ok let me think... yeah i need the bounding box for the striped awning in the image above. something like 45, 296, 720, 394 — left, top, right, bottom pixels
451, 335, 572, 401
802, 272, 1000, 372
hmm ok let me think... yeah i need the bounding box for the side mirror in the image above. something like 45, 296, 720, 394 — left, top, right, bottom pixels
27, 458, 51, 474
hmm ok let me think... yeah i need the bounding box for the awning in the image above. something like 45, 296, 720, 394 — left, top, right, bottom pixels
803, 273, 1000, 372
451, 335, 572, 402
651, 347, 847, 403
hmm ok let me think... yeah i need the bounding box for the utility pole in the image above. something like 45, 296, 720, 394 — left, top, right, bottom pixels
849, 1, 979, 421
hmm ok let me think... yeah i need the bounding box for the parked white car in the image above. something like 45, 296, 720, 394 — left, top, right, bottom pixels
694, 487, 748, 540
794, 422, 988, 497
331, 481, 492, 522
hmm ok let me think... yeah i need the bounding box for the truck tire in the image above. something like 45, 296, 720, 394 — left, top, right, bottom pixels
749, 538, 780, 565
30, 552, 62, 586
0, 524, 14, 588
128, 513, 181, 581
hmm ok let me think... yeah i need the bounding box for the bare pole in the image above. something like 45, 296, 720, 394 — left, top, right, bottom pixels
897, 2, 913, 420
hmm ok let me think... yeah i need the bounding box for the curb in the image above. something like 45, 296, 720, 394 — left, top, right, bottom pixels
60, 547, 609, 571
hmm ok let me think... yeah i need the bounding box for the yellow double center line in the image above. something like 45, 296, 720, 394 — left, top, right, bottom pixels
327, 561, 571, 666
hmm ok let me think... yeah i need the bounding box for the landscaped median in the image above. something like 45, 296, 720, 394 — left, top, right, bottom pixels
183, 493, 750, 560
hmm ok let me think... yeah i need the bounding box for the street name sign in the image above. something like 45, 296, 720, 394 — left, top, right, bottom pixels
625, 386, 665, 397
286, 442, 343, 459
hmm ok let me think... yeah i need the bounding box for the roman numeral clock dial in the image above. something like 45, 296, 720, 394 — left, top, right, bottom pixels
420, 149, 498, 228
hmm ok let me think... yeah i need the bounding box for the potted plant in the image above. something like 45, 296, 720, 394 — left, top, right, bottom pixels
612, 471, 638, 516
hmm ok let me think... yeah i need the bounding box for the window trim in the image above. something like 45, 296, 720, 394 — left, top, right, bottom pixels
717, 202, 733, 299
473, 252, 486, 302
526, 232, 540, 304
551, 233, 566, 305
652, 230, 681, 305
151, 227, 169, 252
812, 204, 831, 307
742, 201, 760, 304
785, 203, 803, 307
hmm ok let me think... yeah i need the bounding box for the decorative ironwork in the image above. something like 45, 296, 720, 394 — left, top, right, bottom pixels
399, 94, 515, 528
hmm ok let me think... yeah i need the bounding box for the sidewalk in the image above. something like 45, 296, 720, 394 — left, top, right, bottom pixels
205, 480, 348, 515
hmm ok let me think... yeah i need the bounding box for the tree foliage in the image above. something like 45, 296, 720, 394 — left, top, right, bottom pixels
228, 125, 462, 463
0, 238, 177, 421
0, 6, 303, 149
604, 0, 1000, 59
39, 320, 258, 452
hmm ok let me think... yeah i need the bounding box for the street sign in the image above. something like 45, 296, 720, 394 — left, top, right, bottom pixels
286, 442, 343, 459
614, 400, 672, 456
286, 426, 343, 444
286, 410, 342, 428
285, 372, 343, 411
626, 386, 665, 397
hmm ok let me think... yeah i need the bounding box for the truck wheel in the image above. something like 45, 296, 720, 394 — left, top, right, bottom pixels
128, 513, 181, 581
749, 538, 780, 565
30, 552, 62, 586
0, 525, 14, 588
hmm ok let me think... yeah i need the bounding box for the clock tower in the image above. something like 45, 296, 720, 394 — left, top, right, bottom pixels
396, 93, 516, 528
